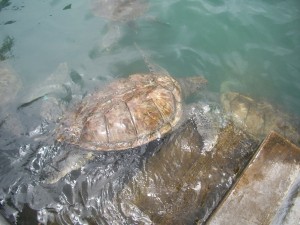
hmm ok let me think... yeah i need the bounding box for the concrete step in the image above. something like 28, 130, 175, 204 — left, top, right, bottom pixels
206, 131, 300, 225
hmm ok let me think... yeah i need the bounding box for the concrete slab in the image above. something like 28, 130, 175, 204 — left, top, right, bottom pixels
272, 173, 300, 225
207, 131, 300, 225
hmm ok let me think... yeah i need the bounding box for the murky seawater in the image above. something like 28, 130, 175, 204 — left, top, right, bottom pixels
0, 0, 300, 224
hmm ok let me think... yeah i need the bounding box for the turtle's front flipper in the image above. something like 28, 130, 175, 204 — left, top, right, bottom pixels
134, 43, 170, 76
21, 63, 72, 105
102, 23, 121, 51
42, 150, 95, 184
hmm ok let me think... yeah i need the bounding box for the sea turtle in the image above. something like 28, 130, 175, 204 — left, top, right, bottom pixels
91, 0, 148, 22
56, 69, 207, 151
21, 62, 74, 106
90, 0, 149, 50
40, 47, 206, 183
0, 62, 22, 107
15, 63, 78, 142
0, 62, 23, 139
221, 91, 300, 145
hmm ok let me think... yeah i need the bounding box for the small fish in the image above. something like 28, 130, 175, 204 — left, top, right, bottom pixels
63, 4, 71, 10
4, 20, 16, 25
70, 70, 84, 88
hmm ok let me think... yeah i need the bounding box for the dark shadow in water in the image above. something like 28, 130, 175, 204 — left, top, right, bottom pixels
17, 204, 39, 225
0, 36, 14, 61
0, 0, 11, 11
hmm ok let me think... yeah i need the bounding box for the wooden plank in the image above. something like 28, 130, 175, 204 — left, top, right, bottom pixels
207, 131, 300, 225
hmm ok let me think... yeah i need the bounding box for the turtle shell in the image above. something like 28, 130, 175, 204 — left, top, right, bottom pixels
57, 73, 182, 151
221, 91, 300, 144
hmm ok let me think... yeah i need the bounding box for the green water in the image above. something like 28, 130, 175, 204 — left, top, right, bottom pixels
1, 0, 300, 114
1, 1, 300, 224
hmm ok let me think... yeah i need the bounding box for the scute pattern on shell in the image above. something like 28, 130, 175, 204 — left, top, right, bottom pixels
57, 73, 182, 151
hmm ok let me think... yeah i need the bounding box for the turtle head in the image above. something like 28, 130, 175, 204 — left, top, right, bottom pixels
178, 76, 207, 99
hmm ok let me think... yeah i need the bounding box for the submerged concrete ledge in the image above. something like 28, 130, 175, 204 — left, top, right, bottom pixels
207, 131, 300, 225
118, 120, 259, 224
